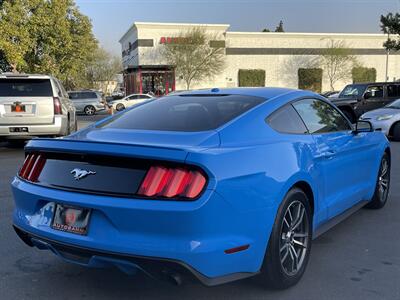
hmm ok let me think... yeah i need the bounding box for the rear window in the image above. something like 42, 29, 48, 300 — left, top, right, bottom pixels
99, 95, 265, 132
0, 79, 53, 97
69, 92, 98, 100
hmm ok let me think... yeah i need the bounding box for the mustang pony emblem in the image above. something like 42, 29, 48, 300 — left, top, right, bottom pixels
70, 168, 96, 180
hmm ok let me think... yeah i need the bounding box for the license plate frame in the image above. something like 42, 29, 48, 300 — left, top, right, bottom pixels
11, 103, 26, 113
9, 127, 29, 133
51, 204, 91, 236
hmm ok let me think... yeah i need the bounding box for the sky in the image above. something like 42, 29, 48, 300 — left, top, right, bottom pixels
75, 0, 400, 56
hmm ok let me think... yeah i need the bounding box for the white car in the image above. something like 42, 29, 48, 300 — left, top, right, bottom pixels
110, 94, 153, 111
0, 73, 77, 142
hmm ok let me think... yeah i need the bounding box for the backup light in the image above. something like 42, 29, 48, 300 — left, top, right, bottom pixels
138, 166, 207, 200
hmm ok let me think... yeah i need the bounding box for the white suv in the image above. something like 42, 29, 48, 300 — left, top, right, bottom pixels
0, 73, 77, 141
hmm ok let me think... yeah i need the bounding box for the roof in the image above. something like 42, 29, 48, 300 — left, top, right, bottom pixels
226, 31, 387, 39
175, 87, 317, 100
119, 21, 230, 43
0, 73, 52, 79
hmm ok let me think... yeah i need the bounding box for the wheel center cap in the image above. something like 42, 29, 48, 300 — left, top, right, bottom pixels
286, 231, 294, 243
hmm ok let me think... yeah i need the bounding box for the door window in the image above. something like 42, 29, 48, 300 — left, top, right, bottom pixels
364, 85, 383, 100
293, 99, 351, 134
267, 104, 308, 134
387, 85, 400, 98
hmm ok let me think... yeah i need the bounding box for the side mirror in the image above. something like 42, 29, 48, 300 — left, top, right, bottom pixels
364, 91, 372, 100
353, 120, 373, 134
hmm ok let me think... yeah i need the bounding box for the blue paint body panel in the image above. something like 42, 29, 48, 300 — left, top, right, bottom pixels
11, 87, 390, 282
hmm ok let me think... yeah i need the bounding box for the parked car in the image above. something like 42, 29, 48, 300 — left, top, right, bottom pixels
360, 98, 400, 141
110, 93, 154, 111
330, 82, 400, 123
68, 90, 107, 116
112, 89, 125, 99
321, 91, 340, 98
0, 73, 76, 142
12, 88, 390, 289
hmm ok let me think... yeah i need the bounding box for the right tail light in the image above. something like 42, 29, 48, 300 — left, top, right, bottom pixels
137, 165, 207, 200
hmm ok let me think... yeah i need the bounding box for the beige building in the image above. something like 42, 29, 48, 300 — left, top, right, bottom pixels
119, 22, 399, 95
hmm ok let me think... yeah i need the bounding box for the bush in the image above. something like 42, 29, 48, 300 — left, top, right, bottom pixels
238, 69, 266, 87
352, 67, 376, 83
298, 68, 323, 93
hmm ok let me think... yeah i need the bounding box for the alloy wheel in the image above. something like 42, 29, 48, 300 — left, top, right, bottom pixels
279, 201, 309, 276
378, 157, 390, 202
85, 106, 95, 115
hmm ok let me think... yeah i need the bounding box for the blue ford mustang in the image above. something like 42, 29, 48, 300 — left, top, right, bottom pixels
12, 88, 390, 289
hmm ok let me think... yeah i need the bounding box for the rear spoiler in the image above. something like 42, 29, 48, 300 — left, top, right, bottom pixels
25, 138, 189, 163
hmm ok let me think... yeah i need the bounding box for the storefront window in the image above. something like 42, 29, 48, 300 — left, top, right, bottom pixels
124, 68, 175, 96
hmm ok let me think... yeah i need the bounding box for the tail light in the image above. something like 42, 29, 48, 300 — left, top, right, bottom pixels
18, 153, 46, 182
53, 97, 62, 114
138, 166, 207, 200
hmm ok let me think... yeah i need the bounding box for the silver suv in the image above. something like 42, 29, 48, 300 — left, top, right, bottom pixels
68, 90, 107, 115
0, 73, 77, 141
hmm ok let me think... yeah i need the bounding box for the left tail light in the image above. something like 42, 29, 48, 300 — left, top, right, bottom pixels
19, 153, 46, 182
53, 97, 63, 115
137, 165, 207, 200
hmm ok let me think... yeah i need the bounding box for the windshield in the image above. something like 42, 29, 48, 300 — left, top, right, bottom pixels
338, 84, 367, 98
99, 94, 266, 132
386, 99, 400, 109
0, 79, 53, 97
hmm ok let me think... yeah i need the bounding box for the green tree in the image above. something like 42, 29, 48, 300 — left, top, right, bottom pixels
81, 47, 122, 89
298, 68, 323, 92
238, 69, 266, 87
381, 13, 400, 50
0, 0, 97, 89
262, 28, 271, 32
160, 27, 225, 90
317, 39, 357, 91
352, 67, 377, 83
275, 20, 285, 32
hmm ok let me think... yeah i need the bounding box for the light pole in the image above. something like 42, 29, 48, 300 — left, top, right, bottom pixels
385, 29, 390, 82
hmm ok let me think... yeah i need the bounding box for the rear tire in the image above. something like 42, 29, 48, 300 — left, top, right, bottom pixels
365, 153, 390, 209
84, 105, 95, 116
391, 123, 400, 141
116, 103, 125, 111
262, 188, 312, 289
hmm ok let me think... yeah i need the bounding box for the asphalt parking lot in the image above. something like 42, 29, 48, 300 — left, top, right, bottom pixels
0, 116, 399, 300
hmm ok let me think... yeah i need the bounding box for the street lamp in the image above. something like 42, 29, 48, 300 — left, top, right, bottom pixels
385, 28, 390, 82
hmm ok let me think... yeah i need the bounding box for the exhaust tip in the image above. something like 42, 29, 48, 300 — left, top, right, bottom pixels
161, 269, 183, 286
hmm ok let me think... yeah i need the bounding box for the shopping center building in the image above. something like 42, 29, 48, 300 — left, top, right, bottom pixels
119, 22, 400, 95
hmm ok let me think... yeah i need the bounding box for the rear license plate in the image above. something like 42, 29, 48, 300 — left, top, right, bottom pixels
51, 204, 91, 235
9, 127, 28, 133
11, 103, 26, 112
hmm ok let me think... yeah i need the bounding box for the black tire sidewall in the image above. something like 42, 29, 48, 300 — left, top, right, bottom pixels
366, 152, 390, 209
393, 123, 400, 141
116, 103, 125, 111
262, 188, 312, 289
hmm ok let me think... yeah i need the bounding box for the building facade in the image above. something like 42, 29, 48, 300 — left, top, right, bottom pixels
119, 22, 400, 95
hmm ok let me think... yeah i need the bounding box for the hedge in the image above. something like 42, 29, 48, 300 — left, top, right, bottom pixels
238, 69, 266, 87
298, 68, 323, 93
352, 67, 376, 83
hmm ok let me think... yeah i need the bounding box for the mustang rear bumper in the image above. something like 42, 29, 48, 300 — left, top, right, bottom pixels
11, 177, 274, 285
13, 225, 256, 286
